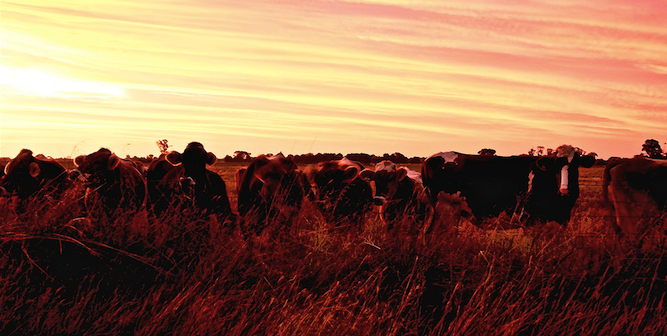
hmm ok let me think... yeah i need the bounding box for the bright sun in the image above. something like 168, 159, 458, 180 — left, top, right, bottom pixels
0, 64, 124, 98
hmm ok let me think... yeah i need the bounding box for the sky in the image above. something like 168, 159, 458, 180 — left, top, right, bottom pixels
1, 0, 666, 160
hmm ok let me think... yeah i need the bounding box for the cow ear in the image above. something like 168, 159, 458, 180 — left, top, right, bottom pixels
206, 152, 217, 165
358, 169, 375, 182
74, 155, 85, 167
108, 154, 121, 170
166, 151, 183, 165
343, 166, 359, 182
29, 162, 41, 178
580, 155, 596, 168
397, 167, 409, 181
535, 157, 554, 171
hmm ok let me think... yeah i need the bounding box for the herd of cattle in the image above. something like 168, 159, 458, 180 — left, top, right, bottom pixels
1, 142, 666, 237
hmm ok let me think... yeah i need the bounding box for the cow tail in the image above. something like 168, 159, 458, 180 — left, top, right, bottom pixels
238, 161, 258, 216
602, 159, 621, 204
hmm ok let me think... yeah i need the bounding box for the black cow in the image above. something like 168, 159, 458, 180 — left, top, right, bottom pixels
422, 151, 537, 227
146, 154, 175, 216
1, 149, 71, 202
236, 153, 307, 235
422, 147, 596, 229
363, 160, 426, 230
74, 148, 147, 218
306, 158, 376, 229
602, 156, 667, 236
147, 142, 234, 222
521, 148, 596, 225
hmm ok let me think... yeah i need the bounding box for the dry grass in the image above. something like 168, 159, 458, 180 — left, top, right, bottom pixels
1, 164, 666, 335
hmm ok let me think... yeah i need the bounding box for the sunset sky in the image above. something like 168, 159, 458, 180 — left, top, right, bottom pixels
1, 0, 666, 160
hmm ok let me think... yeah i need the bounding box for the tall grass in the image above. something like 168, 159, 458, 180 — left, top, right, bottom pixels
1, 165, 666, 335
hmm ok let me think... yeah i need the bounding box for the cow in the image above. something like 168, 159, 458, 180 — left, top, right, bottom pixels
422, 151, 537, 228
306, 157, 376, 229
146, 153, 175, 216
422, 147, 595, 230
602, 156, 667, 237
1, 149, 72, 202
520, 147, 597, 225
362, 160, 426, 230
146, 142, 234, 222
548, 145, 597, 224
74, 148, 147, 218
236, 153, 307, 235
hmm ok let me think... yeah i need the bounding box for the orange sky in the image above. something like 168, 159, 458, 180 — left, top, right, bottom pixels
1, 0, 666, 159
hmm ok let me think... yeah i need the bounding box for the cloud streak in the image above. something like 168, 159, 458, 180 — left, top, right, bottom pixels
1, 0, 665, 158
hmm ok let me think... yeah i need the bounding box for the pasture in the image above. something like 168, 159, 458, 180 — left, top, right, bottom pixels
1, 162, 666, 335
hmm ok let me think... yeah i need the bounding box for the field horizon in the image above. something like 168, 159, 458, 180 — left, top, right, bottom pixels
1, 163, 666, 335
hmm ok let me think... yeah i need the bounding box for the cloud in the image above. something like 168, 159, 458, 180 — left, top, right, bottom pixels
1, 0, 666, 159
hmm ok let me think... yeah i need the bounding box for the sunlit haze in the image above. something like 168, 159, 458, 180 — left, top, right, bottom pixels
1, 0, 666, 159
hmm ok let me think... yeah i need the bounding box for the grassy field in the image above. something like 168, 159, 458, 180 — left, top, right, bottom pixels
1, 163, 666, 335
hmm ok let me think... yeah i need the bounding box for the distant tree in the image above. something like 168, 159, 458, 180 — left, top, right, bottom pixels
528, 148, 536, 156
642, 139, 664, 158
233, 151, 252, 161
546, 148, 554, 156
575, 147, 587, 156
478, 148, 496, 156
346, 153, 372, 164
156, 139, 171, 155
390, 152, 408, 163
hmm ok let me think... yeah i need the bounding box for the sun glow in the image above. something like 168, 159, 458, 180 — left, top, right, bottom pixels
0, 65, 124, 98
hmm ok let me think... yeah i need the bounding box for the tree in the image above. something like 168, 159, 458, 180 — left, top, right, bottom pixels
233, 151, 252, 161
156, 139, 171, 155
478, 148, 496, 156
642, 139, 664, 158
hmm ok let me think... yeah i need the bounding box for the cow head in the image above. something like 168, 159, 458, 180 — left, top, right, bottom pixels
305, 157, 376, 225
1, 149, 67, 199
309, 157, 364, 194
370, 160, 412, 199
248, 153, 301, 200
421, 151, 464, 198
73, 148, 121, 187
166, 142, 216, 193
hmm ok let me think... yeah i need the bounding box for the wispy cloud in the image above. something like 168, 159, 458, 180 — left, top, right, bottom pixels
1, 0, 665, 158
